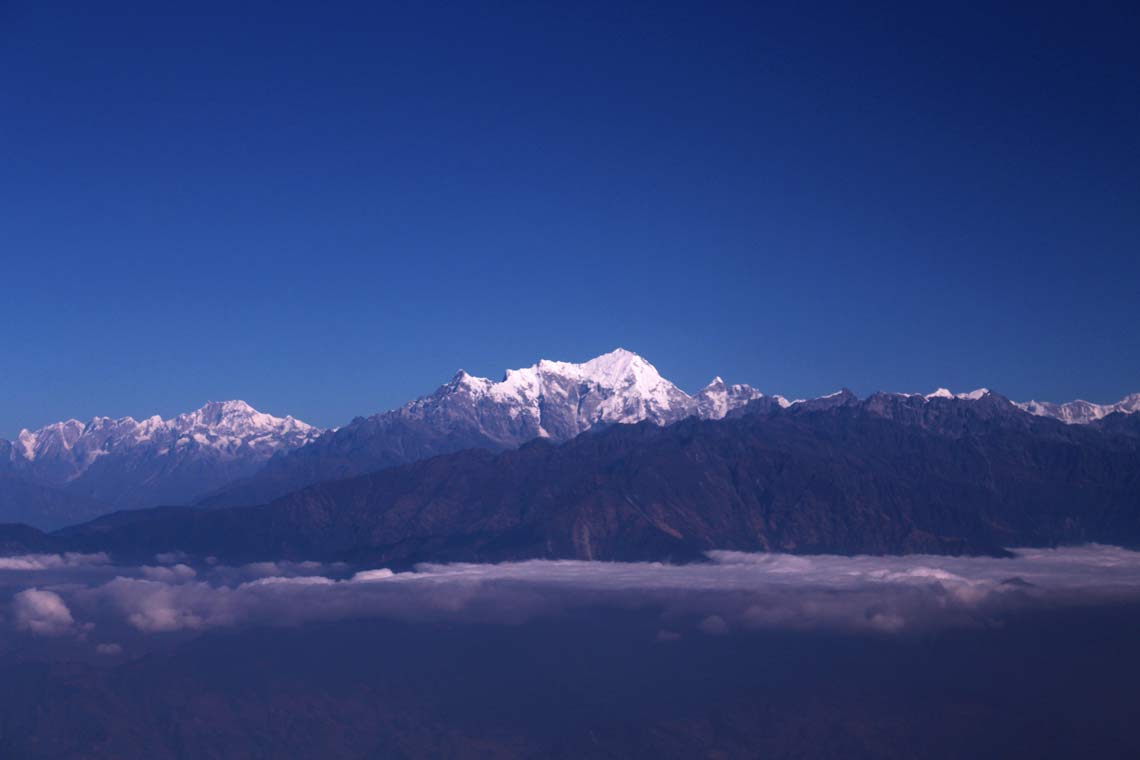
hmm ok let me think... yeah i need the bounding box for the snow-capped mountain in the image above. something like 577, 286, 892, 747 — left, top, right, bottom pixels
7, 347, 1137, 527
11, 400, 317, 470
9, 400, 319, 475
423, 349, 772, 439
695, 376, 787, 419
61, 382, 1140, 569
202, 349, 777, 508
925, 388, 991, 401
909, 387, 1140, 425
205, 351, 1135, 511
1, 401, 321, 522
1016, 393, 1140, 425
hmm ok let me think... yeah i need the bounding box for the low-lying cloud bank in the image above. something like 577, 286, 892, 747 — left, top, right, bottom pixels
3, 545, 1140, 651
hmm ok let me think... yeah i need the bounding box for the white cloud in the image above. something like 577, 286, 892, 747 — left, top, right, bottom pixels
0, 553, 110, 571
9, 545, 1140, 638
11, 588, 76, 636
210, 560, 345, 585
98, 578, 217, 633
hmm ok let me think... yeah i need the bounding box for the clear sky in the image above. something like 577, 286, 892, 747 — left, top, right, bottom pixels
2, 1, 1138, 437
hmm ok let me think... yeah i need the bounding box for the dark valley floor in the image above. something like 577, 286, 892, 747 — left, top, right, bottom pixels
2, 605, 1140, 759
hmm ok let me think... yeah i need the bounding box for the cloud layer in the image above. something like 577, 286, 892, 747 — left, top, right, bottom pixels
4, 545, 1140, 651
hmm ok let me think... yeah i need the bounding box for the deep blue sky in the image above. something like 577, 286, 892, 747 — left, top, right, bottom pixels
2, 1, 1138, 436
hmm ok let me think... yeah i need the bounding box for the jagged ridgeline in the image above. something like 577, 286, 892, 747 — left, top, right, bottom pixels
0, 401, 321, 527
46, 390, 1140, 565
3, 349, 1139, 533
197, 349, 777, 509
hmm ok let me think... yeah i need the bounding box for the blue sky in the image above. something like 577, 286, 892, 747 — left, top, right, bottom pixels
2, 1, 1138, 436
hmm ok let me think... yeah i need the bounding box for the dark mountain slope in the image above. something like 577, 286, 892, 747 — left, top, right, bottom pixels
0, 522, 57, 555
194, 412, 511, 510
0, 474, 110, 531
1092, 411, 1140, 437
57, 394, 1140, 564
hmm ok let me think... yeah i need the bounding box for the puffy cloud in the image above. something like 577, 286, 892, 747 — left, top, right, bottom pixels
97, 578, 218, 633
11, 589, 76, 636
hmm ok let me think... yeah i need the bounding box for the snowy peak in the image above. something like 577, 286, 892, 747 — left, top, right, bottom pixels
434, 349, 690, 423
7, 401, 322, 477
576, 347, 665, 392
181, 399, 258, 425
918, 387, 1140, 424
171, 400, 314, 441
569, 348, 691, 425
202, 350, 781, 508
164, 400, 319, 458
694, 376, 767, 419
925, 388, 991, 401
12, 420, 86, 466
406, 349, 769, 442
1016, 392, 1140, 425
519, 348, 679, 406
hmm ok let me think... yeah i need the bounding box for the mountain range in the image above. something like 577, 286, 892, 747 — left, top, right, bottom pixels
0, 401, 320, 528
196, 349, 774, 509
2, 348, 1138, 533
49, 389, 1140, 564
1017, 393, 1140, 424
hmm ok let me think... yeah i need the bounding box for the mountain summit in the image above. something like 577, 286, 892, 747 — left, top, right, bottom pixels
442, 348, 692, 435
425, 348, 758, 439
199, 351, 1140, 511
1, 401, 321, 525
201, 349, 772, 508
8, 400, 319, 475
1017, 392, 1140, 425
